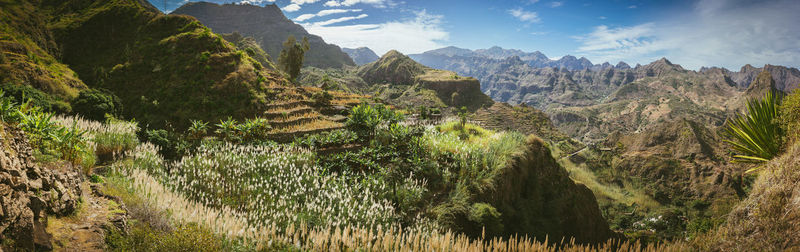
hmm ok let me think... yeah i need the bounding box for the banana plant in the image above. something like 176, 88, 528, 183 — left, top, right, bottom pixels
724, 91, 784, 167
215, 117, 238, 141
16, 109, 57, 148
50, 121, 90, 166
0, 92, 17, 122
187, 119, 209, 140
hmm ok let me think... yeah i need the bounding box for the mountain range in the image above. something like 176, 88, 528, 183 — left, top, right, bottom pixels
409, 46, 800, 111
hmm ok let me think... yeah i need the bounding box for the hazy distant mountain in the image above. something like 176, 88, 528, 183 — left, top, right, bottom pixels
704, 64, 800, 92
409, 46, 800, 114
341, 47, 379, 65
410, 46, 625, 71
173, 2, 355, 69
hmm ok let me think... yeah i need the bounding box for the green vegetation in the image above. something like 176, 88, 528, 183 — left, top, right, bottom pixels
0, 83, 71, 113
43, 0, 289, 130
293, 129, 357, 149
278, 36, 310, 82
724, 91, 783, 164
71, 89, 123, 121
780, 88, 800, 145
0, 89, 139, 174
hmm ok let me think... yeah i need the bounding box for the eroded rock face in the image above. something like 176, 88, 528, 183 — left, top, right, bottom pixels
0, 124, 82, 251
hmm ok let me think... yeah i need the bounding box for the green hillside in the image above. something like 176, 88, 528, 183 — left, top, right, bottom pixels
40, 0, 292, 129
0, 0, 86, 102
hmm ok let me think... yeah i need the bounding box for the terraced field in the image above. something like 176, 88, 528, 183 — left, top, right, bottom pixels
264, 86, 367, 141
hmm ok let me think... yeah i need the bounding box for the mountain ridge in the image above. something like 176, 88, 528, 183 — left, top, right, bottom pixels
342, 47, 379, 65
172, 2, 355, 69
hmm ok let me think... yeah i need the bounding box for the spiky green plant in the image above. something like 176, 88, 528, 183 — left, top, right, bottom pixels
187, 120, 208, 140
724, 91, 783, 164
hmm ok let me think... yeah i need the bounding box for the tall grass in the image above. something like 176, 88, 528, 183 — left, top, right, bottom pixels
115, 159, 690, 251
53, 115, 138, 162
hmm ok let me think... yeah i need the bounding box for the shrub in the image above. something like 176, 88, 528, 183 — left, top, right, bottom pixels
723, 91, 783, 164
238, 117, 271, 141
294, 129, 357, 148
311, 90, 333, 106
0, 83, 71, 113
71, 88, 123, 121
214, 117, 239, 142
346, 104, 383, 138
780, 88, 800, 145
143, 129, 186, 160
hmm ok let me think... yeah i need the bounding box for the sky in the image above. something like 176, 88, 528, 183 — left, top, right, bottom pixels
154, 0, 800, 70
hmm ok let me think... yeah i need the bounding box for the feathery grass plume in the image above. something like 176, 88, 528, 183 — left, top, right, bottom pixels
724, 91, 783, 166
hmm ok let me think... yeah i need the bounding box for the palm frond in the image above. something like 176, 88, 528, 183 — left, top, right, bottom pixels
723, 91, 783, 164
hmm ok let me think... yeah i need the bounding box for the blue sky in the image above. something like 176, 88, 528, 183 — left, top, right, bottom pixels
156, 0, 800, 70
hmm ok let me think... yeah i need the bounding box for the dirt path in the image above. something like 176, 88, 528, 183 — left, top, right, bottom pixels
46, 181, 128, 251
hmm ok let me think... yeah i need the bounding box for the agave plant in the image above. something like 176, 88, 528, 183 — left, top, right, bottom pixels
723, 91, 783, 164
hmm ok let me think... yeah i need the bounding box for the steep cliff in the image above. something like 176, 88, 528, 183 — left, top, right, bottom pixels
172, 2, 355, 69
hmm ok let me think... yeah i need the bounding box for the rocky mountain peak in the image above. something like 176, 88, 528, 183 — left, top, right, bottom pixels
744, 70, 781, 98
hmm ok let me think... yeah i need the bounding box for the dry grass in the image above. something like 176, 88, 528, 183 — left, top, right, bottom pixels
695, 141, 800, 251
269, 112, 320, 123
269, 119, 343, 133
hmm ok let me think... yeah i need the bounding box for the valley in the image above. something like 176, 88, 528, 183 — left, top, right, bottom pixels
1, 0, 799, 251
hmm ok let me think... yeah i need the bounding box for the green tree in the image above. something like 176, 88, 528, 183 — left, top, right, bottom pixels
278, 35, 310, 83
71, 88, 123, 121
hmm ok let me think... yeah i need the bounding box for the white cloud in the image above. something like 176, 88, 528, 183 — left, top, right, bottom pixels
323, 0, 392, 8
311, 14, 369, 26
549, 1, 563, 8
627, 5, 637, 9
238, 0, 275, 4
291, 0, 321, 4
295, 14, 317, 22
293, 8, 363, 22
508, 8, 540, 23
598, 16, 606, 20
282, 3, 301, 12
303, 10, 449, 55
575, 0, 800, 69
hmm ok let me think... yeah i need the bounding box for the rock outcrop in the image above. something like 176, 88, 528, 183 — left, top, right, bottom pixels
0, 124, 82, 251
359, 50, 493, 110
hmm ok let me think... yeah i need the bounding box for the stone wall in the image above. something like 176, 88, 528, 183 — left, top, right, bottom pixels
0, 124, 82, 250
